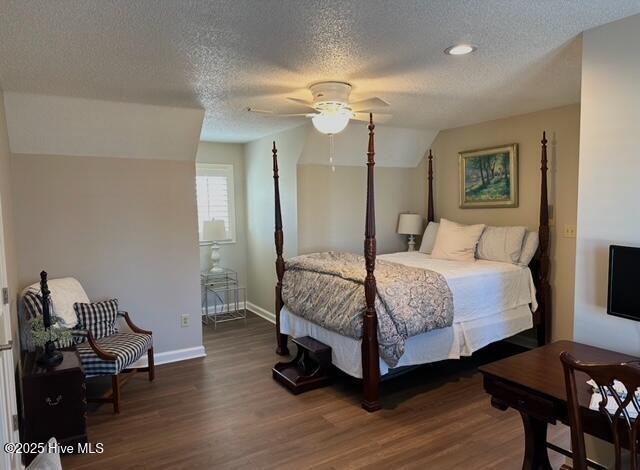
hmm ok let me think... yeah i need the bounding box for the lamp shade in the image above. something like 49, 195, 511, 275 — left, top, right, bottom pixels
311, 112, 350, 135
397, 213, 423, 235
202, 219, 227, 242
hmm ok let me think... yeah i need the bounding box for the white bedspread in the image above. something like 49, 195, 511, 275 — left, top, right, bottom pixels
379, 252, 537, 323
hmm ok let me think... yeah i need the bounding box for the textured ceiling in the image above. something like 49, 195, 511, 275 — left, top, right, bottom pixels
1, 1, 639, 143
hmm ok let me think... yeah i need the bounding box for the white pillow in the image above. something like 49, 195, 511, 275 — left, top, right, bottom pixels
431, 219, 486, 262
518, 231, 540, 266
27, 437, 62, 470
476, 226, 527, 264
419, 222, 440, 254
26, 277, 89, 328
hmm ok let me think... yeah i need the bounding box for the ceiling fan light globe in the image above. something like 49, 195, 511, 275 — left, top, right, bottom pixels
311, 113, 350, 135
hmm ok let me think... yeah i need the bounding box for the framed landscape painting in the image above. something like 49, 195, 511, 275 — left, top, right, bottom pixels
458, 144, 518, 208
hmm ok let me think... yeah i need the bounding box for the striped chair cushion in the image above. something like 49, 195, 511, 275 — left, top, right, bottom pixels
74, 299, 119, 340
76, 332, 152, 377
23, 291, 75, 348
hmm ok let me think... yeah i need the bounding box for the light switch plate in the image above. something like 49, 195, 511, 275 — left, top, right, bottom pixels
563, 224, 577, 238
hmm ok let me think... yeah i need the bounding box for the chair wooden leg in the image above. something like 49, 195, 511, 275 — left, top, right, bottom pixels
112, 375, 120, 414
147, 347, 155, 382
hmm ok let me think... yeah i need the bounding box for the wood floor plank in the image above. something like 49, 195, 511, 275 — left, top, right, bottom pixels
62, 313, 569, 469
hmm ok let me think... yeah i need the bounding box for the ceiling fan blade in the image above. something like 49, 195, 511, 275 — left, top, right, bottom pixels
350, 97, 390, 112
286, 97, 317, 111
352, 112, 393, 123
247, 107, 314, 118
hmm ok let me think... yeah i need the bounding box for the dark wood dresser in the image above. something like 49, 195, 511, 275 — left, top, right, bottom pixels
21, 351, 87, 465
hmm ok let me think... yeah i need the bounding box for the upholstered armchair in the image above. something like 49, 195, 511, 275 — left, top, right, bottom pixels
22, 275, 154, 413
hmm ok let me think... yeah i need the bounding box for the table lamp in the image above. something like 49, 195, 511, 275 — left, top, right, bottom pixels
397, 213, 424, 251
203, 219, 227, 272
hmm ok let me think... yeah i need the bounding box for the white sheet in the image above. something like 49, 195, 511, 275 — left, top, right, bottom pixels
281, 304, 533, 378
379, 251, 537, 323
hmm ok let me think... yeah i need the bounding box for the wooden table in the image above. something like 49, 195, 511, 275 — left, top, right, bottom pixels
479, 340, 636, 470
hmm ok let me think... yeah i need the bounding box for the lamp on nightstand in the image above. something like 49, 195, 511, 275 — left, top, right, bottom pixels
203, 219, 227, 272
397, 213, 423, 252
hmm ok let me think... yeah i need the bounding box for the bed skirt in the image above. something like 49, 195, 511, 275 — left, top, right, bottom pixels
280, 304, 533, 378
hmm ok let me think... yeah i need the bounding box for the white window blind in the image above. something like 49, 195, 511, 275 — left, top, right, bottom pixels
196, 163, 236, 242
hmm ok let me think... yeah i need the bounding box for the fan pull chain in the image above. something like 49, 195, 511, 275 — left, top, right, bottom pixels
329, 134, 336, 172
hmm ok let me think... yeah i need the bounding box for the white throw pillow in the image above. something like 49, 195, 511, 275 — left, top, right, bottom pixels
476, 226, 527, 264
27, 437, 62, 470
418, 222, 440, 254
431, 219, 486, 262
26, 277, 89, 328
518, 231, 540, 266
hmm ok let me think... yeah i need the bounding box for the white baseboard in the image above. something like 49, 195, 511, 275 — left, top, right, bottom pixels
130, 345, 206, 368
247, 301, 275, 324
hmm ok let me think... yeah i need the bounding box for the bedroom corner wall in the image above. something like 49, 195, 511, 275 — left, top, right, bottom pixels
0, 89, 19, 365
574, 14, 640, 353
6, 94, 205, 359
11, 155, 203, 356
428, 104, 581, 341
297, 122, 436, 256
244, 125, 308, 317
297, 165, 421, 255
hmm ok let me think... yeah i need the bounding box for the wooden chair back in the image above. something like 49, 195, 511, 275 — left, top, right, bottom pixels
561, 351, 640, 470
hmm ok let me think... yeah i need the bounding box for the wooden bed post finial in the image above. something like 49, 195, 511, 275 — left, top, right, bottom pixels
427, 149, 435, 223
362, 113, 381, 412
537, 131, 552, 345
273, 141, 289, 356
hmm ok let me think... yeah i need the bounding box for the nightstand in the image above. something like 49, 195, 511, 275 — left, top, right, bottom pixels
201, 268, 247, 328
21, 350, 87, 466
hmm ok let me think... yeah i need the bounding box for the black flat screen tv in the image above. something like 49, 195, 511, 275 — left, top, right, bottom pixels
608, 245, 640, 321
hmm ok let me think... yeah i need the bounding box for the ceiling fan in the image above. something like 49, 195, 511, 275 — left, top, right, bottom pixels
247, 81, 391, 135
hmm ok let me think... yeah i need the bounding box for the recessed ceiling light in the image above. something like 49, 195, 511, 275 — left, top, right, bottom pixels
444, 44, 477, 56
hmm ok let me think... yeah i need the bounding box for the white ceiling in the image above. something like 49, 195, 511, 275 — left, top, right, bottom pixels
1, 1, 639, 143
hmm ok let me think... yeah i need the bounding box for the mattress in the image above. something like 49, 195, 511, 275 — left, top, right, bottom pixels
378, 251, 537, 322
280, 304, 533, 378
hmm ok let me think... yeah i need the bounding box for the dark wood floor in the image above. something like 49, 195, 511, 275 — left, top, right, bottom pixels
63, 313, 569, 469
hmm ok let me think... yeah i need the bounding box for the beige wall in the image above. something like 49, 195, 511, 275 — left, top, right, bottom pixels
298, 164, 421, 255
11, 154, 203, 354
196, 142, 248, 285
0, 90, 19, 361
574, 14, 640, 352
244, 125, 308, 314
573, 16, 640, 468
429, 104, 581, 341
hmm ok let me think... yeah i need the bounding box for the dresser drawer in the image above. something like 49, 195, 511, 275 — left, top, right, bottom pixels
22, 352, 87, 446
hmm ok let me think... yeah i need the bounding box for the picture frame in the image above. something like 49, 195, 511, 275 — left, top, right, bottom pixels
458, 143, 518, 208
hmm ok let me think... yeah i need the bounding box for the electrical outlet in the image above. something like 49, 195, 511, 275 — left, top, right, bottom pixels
563, 224, 577, 238
180, 314, 190, 328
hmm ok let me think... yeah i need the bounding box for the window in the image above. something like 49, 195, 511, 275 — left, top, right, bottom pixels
196, 163, 236, 243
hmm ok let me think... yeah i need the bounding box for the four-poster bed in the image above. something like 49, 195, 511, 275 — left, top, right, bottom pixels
272, 114, 552, 412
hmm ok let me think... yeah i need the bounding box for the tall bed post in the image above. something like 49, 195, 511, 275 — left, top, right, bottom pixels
427, 149, 435, 223
537, 132, 552, 345
361, 114, 381, 412
273, 141, 289, 356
